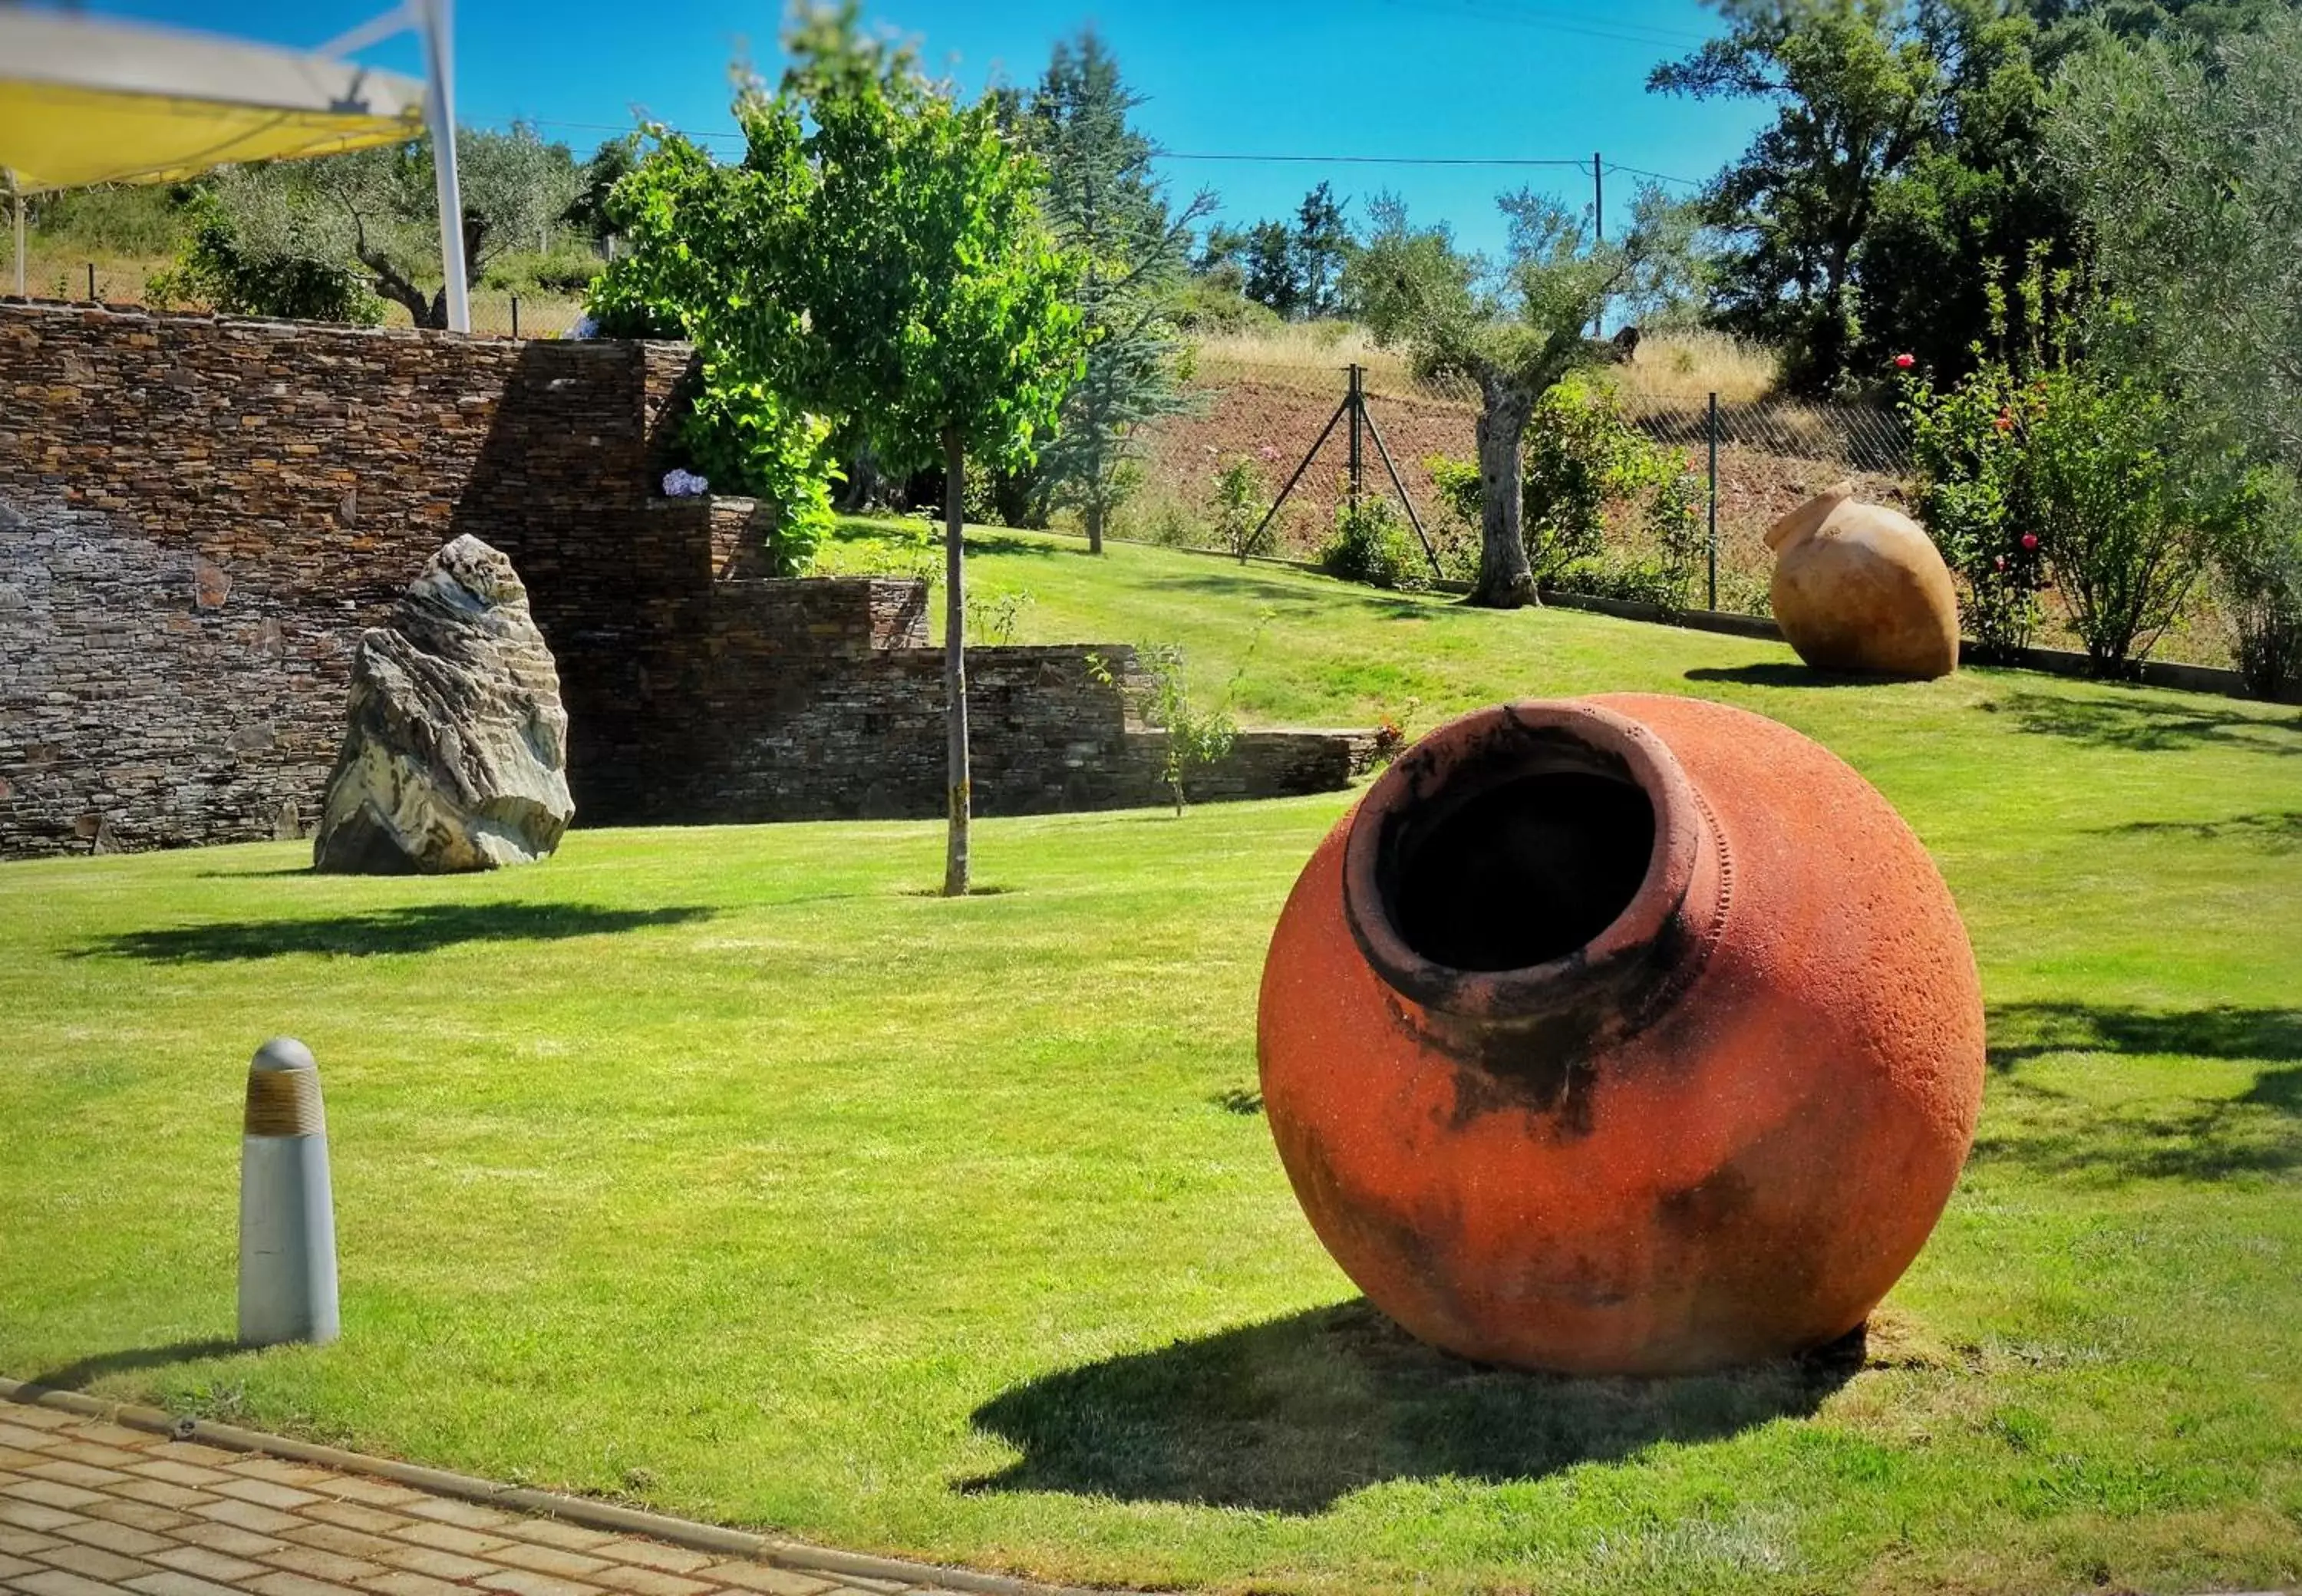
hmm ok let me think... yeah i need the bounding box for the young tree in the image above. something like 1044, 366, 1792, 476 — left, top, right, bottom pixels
1348, 192, 1654, 608
1024, 29, 1213, 554
762, 6, 1087, 896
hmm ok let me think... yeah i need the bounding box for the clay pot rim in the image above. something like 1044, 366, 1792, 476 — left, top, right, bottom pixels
1341, 698, 1707, 1017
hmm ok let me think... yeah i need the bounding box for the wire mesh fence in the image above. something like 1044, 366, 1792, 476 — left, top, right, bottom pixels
28, 260, 595, 339
1112, 353, 1916, 616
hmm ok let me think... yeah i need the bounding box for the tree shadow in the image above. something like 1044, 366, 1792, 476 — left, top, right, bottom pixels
1972, 1002, 2302, 1184
959, 531, 1076, 559
72, 903, 716, 963
1156, 570, 1439, 621
1683, 663, 1909, 689
2092, 810, 2302, 852
1984, 689, 2300, 755
962, 1300, 1866, 1514
19, 1338, 243, 1393
1987, 1001, 2302, 1072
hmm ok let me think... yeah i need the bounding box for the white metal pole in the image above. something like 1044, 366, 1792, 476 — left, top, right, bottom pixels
417, 0, 470, 333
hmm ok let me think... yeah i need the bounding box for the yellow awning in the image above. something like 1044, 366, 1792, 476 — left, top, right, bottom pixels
0, 10, 424, 195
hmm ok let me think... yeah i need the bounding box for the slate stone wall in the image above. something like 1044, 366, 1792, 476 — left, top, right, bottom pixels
0, 302, 1370, 859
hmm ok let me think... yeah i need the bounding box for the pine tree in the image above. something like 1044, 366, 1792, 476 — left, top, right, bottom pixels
1025, 30, 1213, 553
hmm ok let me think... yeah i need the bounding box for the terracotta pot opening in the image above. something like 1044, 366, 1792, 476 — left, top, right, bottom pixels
1384, 766, 1656, 971
1343, 701, 1710, 1017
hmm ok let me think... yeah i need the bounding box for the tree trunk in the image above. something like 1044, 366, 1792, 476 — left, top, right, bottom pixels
942, 427, 973, 899
1466, 383, 1539, 608
1085, 500, 1105, 556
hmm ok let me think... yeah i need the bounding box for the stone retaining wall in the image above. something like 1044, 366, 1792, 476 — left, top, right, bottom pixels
0, 302, 1371, 858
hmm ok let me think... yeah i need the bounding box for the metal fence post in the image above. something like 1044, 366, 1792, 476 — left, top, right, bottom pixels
86, 262, 94, 302
238, 1037, 339, 1347
1707, 391, 1720, 613
510, 294, 519, 339
1346, 363, 1364, 512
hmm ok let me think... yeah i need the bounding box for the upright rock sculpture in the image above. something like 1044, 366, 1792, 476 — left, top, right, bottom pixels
312, 536, 572, 874
1766, 481, 1961, 678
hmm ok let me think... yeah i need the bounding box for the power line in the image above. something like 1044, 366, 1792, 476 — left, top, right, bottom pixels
506, 117, 1707, 177
1374, 0, 1712, 51
1603, 161, 1707, 189
1153, 151, 1589, 167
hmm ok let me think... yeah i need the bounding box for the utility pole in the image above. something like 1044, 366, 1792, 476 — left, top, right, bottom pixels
1592, 152, 1603, 241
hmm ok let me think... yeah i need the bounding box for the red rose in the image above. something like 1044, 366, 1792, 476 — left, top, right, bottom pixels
1994, 555, 2007, 572
2021, 533, 2040, 551
1994, 410, 2014, 433
1894, 353, 1915, 371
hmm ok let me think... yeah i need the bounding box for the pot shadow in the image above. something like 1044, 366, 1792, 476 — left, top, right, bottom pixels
72, 903, 716, 963
1972, 1001, 2302, 1184
962, 1300, 1865, 1515
18, 1338, 242, 1393
1683, 663, 1908, 689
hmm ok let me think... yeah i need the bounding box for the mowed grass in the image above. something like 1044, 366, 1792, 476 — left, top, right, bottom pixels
5, 526, 2300, 1595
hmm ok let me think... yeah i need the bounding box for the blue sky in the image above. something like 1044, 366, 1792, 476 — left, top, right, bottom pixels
61, 0, 1769, 259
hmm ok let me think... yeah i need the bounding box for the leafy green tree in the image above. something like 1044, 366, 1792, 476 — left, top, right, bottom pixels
566, 134, 642, 245
761, 5, 1087, 895
1347, 192, 1657, 607
1651, 0, 1947, 389
586, 127, 839, 569
198, 124, 582, 328
1292, 181, 1352, 318
147, 188, 383, 324
1024, 29, 1212, 554
1240, 219, 1301, 315
2050, 10, 2302, 691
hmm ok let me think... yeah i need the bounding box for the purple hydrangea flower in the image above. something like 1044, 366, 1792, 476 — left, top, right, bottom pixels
661, 467, 710, 498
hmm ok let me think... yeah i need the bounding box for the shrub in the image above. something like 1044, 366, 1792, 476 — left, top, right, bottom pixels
1904, 358, 2046, 653
2218, 470, 2302, 701
2023, 368, 2226, 674
677, 364, 839, 575
1906, 252, 2243, 672
1320, 496, 1428, 591
1207, 456, 1275, 562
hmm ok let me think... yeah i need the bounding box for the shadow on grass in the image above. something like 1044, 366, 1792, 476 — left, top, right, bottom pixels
21, 1338, 242, 1392
1154, 569, 1439, 621
961, 532, 1077, 559
1984, 689, 2300, 755
1972, 1002, 2302, 1184
964, 1301, 1864, 1513
2093, 810, 2302, 851
1684, 663, 1908, 689
1987, 1001, 2302, 1072
74, 904, 716, 963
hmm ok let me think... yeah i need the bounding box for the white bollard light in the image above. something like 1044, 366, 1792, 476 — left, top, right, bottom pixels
237, 1037, 339, 1347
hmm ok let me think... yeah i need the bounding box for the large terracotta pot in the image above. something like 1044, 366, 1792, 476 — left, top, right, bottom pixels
1767, 480, 1960, 678
1256, 694, 1984, 1375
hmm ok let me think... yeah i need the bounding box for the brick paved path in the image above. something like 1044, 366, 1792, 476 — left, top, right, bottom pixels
0, 1396, 983, 1596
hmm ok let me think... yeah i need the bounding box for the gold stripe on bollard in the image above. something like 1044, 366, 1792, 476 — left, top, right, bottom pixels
244, 1067, 325, 1136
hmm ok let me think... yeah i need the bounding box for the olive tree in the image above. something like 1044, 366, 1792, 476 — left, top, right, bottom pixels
2050, 15, 2302, 695
1347, 190, 1659, 608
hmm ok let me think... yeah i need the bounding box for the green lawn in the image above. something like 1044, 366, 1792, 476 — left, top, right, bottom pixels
5, 524, 2300, 1596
